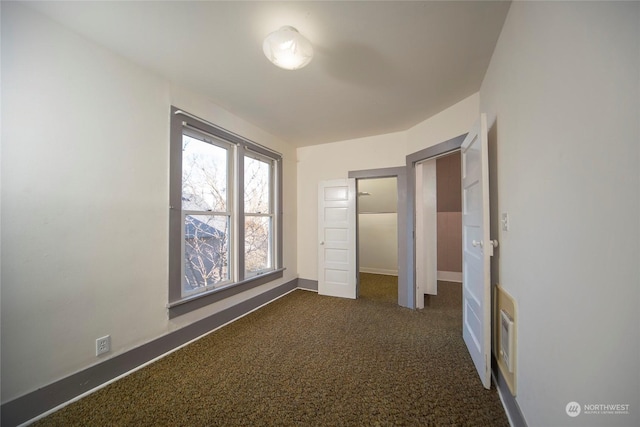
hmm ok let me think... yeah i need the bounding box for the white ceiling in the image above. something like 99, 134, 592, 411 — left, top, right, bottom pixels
26, 1, 511, 147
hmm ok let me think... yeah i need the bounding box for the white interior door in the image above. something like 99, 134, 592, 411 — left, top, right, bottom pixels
318, 179, 357, 299
415, 159, 438, 309
461, 113, 495, 389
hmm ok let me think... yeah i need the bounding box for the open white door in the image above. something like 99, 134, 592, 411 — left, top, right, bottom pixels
415, 159, 438, 309
461, 114, 496, 389
318, 179, 357, 299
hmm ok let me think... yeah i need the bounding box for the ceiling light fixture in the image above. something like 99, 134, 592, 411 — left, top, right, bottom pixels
262, 26, 313, 71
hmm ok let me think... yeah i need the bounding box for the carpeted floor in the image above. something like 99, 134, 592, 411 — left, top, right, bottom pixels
34, 274, 508, 426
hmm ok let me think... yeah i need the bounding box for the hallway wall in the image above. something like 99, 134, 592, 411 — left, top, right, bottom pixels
479, 2, 639, 425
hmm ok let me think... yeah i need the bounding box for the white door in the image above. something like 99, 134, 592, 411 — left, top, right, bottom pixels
461, 114, 495, 389
318, 179, 357, 299
415, 159, 438, 309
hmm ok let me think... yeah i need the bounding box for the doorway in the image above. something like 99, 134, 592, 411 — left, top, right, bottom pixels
415, 151, 462, 309
348, 167, 409, 307
357, 177, 399, 302
406, 133, 466, 309
357, 177, 398, 276
407, 117, 494, 388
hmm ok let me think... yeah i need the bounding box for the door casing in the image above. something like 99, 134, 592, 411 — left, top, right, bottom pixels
406, 134, 467, 309
348, 167, 408, 307
347, 133, 482, 310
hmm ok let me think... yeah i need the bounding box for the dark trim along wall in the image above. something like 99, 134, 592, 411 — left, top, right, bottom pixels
168, 269, 285, 318
1, 279, 299, 427
297, 278, 318, 291
492, 356, 528, 427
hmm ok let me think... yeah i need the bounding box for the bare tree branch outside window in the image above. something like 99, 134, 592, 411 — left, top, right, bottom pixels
244, 156, 272, 274
182, 136, 230, 292
170, 110, 282, 309
180, 133, 275, 293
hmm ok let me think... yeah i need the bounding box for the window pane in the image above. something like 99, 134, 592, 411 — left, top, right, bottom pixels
244, 156, 271, 214
245, 216, 272, 274
184, 214, 230, 293
182, 135, 228, 212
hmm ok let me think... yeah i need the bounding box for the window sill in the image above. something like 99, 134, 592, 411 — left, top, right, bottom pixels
167, 268, 285, 319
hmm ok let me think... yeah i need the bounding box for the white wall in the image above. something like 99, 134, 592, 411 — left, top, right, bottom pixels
297, 132, 407, 280
297, 94, 478, 281
406, 92, 478, 154
1, 2, 297, 403
359, 213, 398, 276
480, 2, 639, 426
357, 177, 397, 214
358, 177, 398, 275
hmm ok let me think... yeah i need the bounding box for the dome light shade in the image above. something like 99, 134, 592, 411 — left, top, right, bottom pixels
263, 26, 313, 70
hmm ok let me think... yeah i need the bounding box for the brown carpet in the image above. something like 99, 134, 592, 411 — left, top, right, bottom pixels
34, 274, 508, 426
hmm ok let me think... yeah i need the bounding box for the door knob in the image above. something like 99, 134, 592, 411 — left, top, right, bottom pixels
472, 240, 483, 248
320, 241, 325, 245
489, 240, 498, 248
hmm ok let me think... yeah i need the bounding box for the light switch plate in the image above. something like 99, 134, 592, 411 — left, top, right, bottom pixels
501, 213, 510, 231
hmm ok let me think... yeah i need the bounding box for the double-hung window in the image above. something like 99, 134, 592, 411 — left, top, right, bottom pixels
181, 129, 233, 293
169, 107, 283, 316
244, 152, 275, 277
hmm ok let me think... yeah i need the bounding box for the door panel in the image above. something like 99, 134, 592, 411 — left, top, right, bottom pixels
415, 160, 438, 308
461, 114, 494, 389
318, 179, 356, 299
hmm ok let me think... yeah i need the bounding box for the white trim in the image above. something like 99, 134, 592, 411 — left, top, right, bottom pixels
415, 159, 438, 306
437, 271, 463, 283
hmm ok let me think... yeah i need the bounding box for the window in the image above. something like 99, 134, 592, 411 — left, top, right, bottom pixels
182, 132, 233, 294
244, 153, 274, 276
169, 107, 283, 316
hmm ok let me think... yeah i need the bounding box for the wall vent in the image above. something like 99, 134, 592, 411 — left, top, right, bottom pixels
500, 309, 514, 373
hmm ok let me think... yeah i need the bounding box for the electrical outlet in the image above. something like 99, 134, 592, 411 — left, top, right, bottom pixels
96, 335, 111, 356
